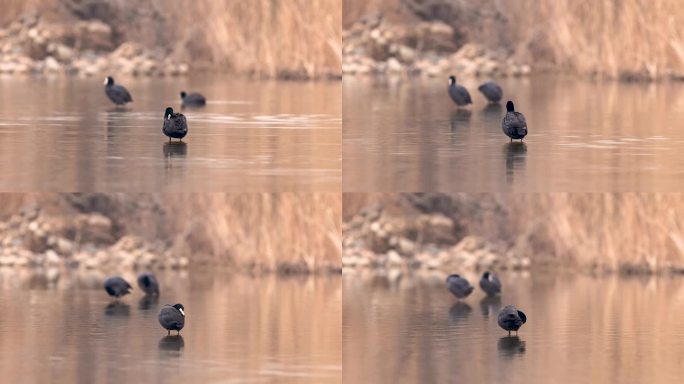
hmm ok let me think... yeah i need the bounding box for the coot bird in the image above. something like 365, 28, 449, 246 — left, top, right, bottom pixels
448, 76, 472, 107
104, 76, 132, 106
180, 91, 206, 107
497, 305, 527, 335
502, 101, 528, 142
446, 274, 474, 299
478, 81, 503, 103
479, 271, 502, 296
137, 272, 160, 296
103, 276, 132, 299
162, 107, 188, 142
159, 304, 185, 335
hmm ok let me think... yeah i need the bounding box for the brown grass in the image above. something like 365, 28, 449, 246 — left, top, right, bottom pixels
1, 0, 342, 79
344, 193, 684, 273
344, 0, 684, 79
0, 193, 342, 273
172, 1, 342, 79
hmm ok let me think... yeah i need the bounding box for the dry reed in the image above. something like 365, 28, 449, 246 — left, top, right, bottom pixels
0, 193, 342, 273
344, 0, 684, 79
1, 0, 342, 79
345, 193, 684, 273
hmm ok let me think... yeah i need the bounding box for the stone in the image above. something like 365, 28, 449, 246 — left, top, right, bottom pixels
75, 20, 114, 51
45, 250, 61, 266
387, 250, 403, 266
386, 57, 402, 73
44, 56, 61, 72
397, 45, 416, 63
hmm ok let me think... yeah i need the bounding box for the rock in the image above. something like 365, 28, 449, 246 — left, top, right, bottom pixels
178, 257, 189, 268
387, 57, 402, 73
387, 250, 403, 266
84, 256, 99, 269
75, 20, 114, 51
55, 238, 73, 255
398, 45, 416, 63
75, 214, 114, 244
45, 250, 60, 266
44, 56, 61, 72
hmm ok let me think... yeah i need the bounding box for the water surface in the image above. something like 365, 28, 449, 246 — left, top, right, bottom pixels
344, 271, 684, 384
0, 269, 341, 383
344, 76, 684, 192
0, 75, 340, 191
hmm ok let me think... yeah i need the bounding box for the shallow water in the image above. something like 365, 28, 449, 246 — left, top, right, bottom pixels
343, 76, 684, 192
0, 75, 340, 191
344, 271, 684, 384
0, 269, 341, 383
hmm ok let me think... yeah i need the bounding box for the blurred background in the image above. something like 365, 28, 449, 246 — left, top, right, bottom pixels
343, 193, 684, 384
344, 0, 684, 79
342, 0, 684, 193
344, 193, 684, 273
0, 0, 342, 192
3, 0, 342, 79
0, 192, 341, 273
0, 193, 341, 382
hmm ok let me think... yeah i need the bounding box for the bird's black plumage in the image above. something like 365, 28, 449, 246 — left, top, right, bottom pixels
162, 107, 188, 141
479, 271, 502, 296
478, 81, 503, 103
104, 76, 132, 106
446, 274, 474, 299
498, 305, 527, 335
137, 272, 160, 296
159, 303, 185, 335
502, 101, 528, 141
103, 276, 132, 298
180, 91, 206, 107
448, 76, 472, 107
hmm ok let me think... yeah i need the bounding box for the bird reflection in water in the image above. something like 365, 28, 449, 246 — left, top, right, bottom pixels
138, 294, 160, 310
449, 109, 472, 132
104, 301, 130, 317
158, 335, 185, 354
448, 302, 473, 322
479, 295, 502, 317
504, 142, 527, 182
163, 142, 188, 158
498, 336, 526, 357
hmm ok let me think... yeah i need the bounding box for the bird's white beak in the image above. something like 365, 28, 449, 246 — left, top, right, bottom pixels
103, 78, 107, 85
179, 308, 185, 316
167, 114, 171, 120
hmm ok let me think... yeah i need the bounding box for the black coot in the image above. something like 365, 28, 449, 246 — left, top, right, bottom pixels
497, 305, 527, 335
162, 107, 188, 142
137, 272, 160, 296
159, 303, 185, 335
180, 91, 207, 107
446, 274, 474, 299
448, 76, 472, 107
478, 81, 503, 103
479, 271, 502, 296
103, 276, 132, 298
502, 101, 528, 142
104, 76, 133, 106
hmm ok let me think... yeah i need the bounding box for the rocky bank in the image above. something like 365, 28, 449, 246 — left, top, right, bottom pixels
0, 204, 188, 272
343, 14, 530, 78
343, 201, 530, 274
0, 12, 189, 77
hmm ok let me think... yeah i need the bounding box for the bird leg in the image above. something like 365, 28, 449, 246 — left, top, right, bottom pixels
167, 330, 170, 336
508, 330, 511, 336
